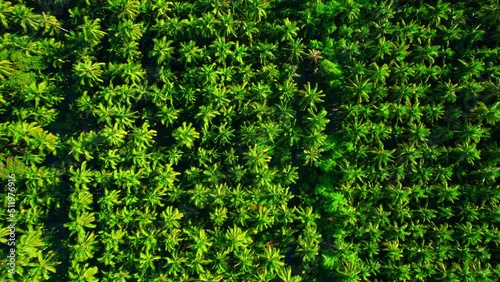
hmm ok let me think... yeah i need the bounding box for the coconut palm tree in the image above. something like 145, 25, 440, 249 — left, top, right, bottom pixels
149, 0, 172, 20
172, 122, 200, 149
280, 18, 298, 42
115, 61, 146, 86
150, 36, 174, 64
453, 142, 481, 165
231, 41, 248, 65
73, 56, 105, 87
471, 101, 500, 125
225, 225, 253, 252
210, 36, 234, 64
215, 122, 235, 145
195, 104, 220, 126
179, 40, 204, 65
197, 63, 218, 85
346, 75, 371, 103
370, 143, 395, 169
78, 16, 106, 46
0, 1, 13, 29
68, 262, 99, 282
255, 42, 277, 65
11, 4, 40, 32
105, 0, 141, 20
199, 12, 219, 38
130, 122, 157, 150
218, 10, 237, 38
299, 82, 325, 111
286, 38, 305, 63
244, 144, 271, 173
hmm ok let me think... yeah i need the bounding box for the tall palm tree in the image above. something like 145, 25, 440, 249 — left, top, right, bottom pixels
215, 122, 235, 145
195, 104, 220, 126
255, 42, 277, 65
370, 62, 390, 85
35, 11, 65, 35
116, 61, 146, 86
204, 85, 229, 111
370, 36, 394, 60
165, 251, 187, 276
197, 63, 218, 85
413, 43, 440, 66
286, 38, 305, 63
156, 104, 180, 127
302, 145, 325, 166
453, 121, 490, 143
370, 143, 395, 169
231, 41, 248, 65
149, 0, 173, 20
200, 12, 219, 38
68, 262, 99, 282
105, 0, 141, 20
114, 104, 138, 128
73, 56, 105, 87
396, 142, 423, 170
218, 10, 237, 38
424, 0, 451, 27
0, 59, 14, 80
280, 18, 298, 42
179, 40, 204, 65
304, 108, 329, 133
346, 75, 371, 103
130, 122, 157, 150
406, 122, 430, 143
343, 118, 369, 145
0, 1, 13, 29
453, 142, 481, 165
150, 36, 174, 64
241, 20, 259, 43
78, 16, 106, 46
298, 8, 315, 38
224, 225, 253, 252
29, 250, 60, 280
244, 144, 271, 173
11, 4, 40, 32
471, 101, 500, 125
210, 36, 234, 64
299, 82, 325, 111
172, 122, 200, 149
114, 19, 144, 41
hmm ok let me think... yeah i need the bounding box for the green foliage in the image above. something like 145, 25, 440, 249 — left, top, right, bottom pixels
0, 0, 498, 281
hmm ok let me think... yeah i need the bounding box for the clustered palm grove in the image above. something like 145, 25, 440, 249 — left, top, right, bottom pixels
0, 0, 499, 281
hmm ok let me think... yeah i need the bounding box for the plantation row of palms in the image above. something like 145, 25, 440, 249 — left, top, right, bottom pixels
294, 0, 500, 281
0, 0, 499, 281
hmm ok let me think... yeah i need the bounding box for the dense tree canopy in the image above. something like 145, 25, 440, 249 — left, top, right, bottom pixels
0, 0, 499, 281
